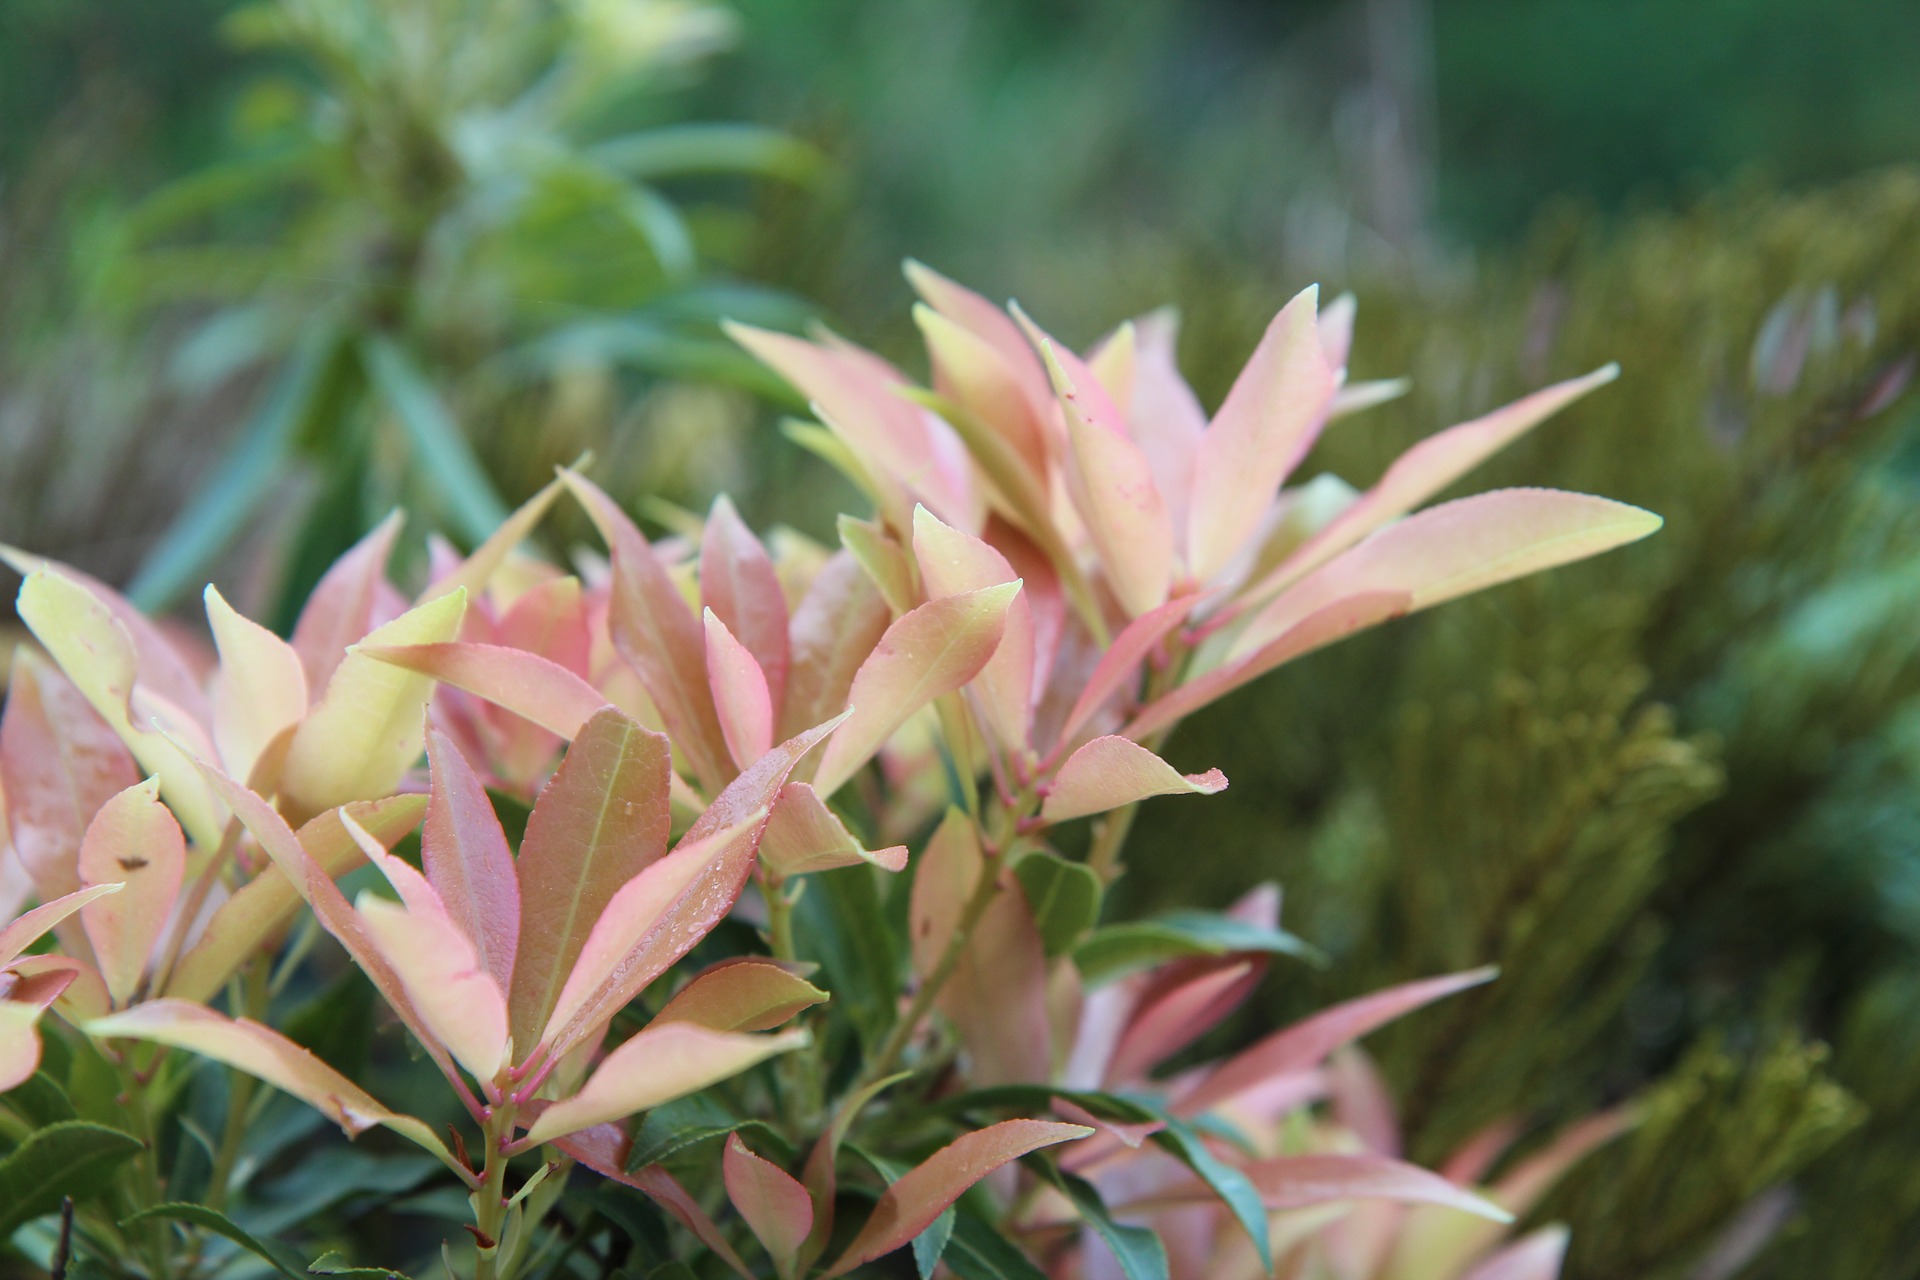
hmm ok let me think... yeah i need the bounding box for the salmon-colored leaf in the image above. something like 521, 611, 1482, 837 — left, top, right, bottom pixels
781, 552, 891, 742
76, 779, 185, 1006
204, 586, 307, 785
759, 781, 907, 876
655, 957, 828, 1032
725, 1133, 814, 1280
1460, 1227, 1570, 1280
1041, 736, 1226, 824
1187, 286, 1336, 582
702, 496, 791, 713
555, 1127, 754, 1279
363, 642, 608, 740
0, 883, 124, 969
705, 609, 775, 769
522, 1022, 806, 1146
812, 583, 1021, 797
824, 1119, 1092, 1276
422, 731, 519, 993
1132, 1152, 1509, 1221
912, 506, 1034, 755
289, 511, 404, 695
509, 708, 671, 1052
1057, 594, 1203, 751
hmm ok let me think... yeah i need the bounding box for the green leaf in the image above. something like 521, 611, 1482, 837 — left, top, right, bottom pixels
362, 335, 511, 546
913, 1205, 957, 1279
306, 1252, 410, 1278
941, 1211, 1050, 1280
0, 1121, 144, 1236
128, 322, 337, 611
2, 1072, 78, 1128
1027, 1161, 1168, 1280
624, 1095, 788, 1173
1013, 853, 1103, 957
937, 1085, 1161, 1127
590, 124, 827, 186
792, 864, 903, 1053
121, 1203, 303, 1277
645, 1265, 700, 1280
1074, 910, 1323, 985
1149, 1116, 1270, 1274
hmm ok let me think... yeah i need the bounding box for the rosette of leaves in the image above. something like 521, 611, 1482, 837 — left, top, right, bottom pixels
106, 0, 824, 618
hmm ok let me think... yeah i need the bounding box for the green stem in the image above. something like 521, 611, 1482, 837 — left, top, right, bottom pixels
206, 961, 270, 1213
1084, 802, 1141, 884
473, 1104, 518, 1280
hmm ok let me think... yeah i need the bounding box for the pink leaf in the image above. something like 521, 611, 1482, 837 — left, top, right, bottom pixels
780, 551, 892, 742
1177, 968, 1495, 1116
824, 1119, 1093, 1276
76, 778, 185, 1006
1230, 489, 1661, 663
759, 781, 908, 876
1103, 958, 1263, 1085
509, 708, 671, 1052
1, 652, 138, 909
0, 1000, 55, 1092
556, 1128, 754, 1280
1038, 340, 1174, 618
495, 575, 591, 675
912, 301, 1051, 480
1461, 1227, 1571, 1280
811, 583, 1022, 797
1124, 591, 1411, 742
87, 999, 452, 1160
363, 642, 608, 739
564, 471, 730, 789
702, 496, 791, 713
655, 957, 829, 1032
422, 476, 566, 607
1126, 308, 1207, 545
289, 511, 404, 695
905, 260, 1055, 451
1055, 591, 1203, 751
0, 883, 124, 970
1130, 1152, 1509, 1220
522, 1021, 807, 1145
422, 730, 520, 995
1041, 736, 1226, 824
911, 505, 1034, 755
1243, 365, 1620, 607
1186, 286, 1337, 582
725, 1134, 815, 1280
706, 609, 776, 770
163, 796, 426, 1003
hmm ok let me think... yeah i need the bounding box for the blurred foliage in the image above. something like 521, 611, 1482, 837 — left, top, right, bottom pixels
1122, 171, 1920, 1278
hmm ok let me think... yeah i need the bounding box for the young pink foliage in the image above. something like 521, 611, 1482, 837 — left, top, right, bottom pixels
363, 642, 609, 740
1176, 967, 1496, 1117
1, 652, 139, 906
725, 1134, 815, 1280
565, 471, 730, 789
780, 551, 892, 741
204, 585, 307, 783
811, 582, 1022, 797
823, 1119, 1093, 1277
1242, 364, 1621, 608
702, 495, 791, 712
508, 708, 672, 1052
76, 778, 185, 1006
521, 1021, 807, 1146
494, 576, 591, 675
1186, 285, 1338, 583
1037, 338, 1174, 618
289, 511, 404, 693
1125, 309, 1207, 541
758, 782, 908, 876
87, 1000, 451, 1160
1129, 1152, 1510, 1221
1230, 489, 1661, 663
912, 505, 1035, 756
654, 957, 828, 1033
913, 303, 1052, 482
1102, 957, 1264, 1085
422, 730, 520, 993
421, 475, 566, 608
0, 883, 123, 970
1055, 592, 1203, 750
705, 608, 776, 769
1041, 735, 1226, 824
1124, 591, 1413, 742
1460, 1227, 1571, 1280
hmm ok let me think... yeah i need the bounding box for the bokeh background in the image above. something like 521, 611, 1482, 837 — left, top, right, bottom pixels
6, 0, 1920, 1274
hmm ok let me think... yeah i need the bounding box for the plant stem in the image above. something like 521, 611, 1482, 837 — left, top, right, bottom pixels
473, 1104, 518, 1280
1084, 802, 1141, 884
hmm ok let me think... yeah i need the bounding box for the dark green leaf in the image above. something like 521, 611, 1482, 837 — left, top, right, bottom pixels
121, 1203, 303, 1277
247, 1149, 441, 1236
1074, 911, 1323, 985
936, 1085, 1160, 1127
1014, 853, 1104, 957
645, 1265, 699, 1280
1027, 1161, 1168, 1280
624, 1095, 787, 1173
0, 1121, 144, 1236
941, 1211, 1050, 1280
914, 1205, 957, 1279
362, 335, 510, 545
792, 864, 903, 1053
2, 1071, 77, 1128
1149, 1116, 1270, 1274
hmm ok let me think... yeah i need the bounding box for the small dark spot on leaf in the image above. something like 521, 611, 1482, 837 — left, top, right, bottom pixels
118, 857, 150, 871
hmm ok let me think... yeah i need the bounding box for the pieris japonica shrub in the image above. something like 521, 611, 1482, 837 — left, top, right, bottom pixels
0, 264, 1657, 1279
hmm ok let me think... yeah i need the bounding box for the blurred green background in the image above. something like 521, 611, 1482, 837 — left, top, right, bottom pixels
6, 0, 1920, 1275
